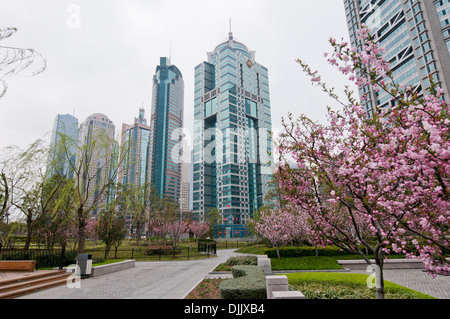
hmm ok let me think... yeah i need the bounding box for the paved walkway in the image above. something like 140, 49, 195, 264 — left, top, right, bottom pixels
16, 249, 450, 299
17, 249, 241, 299
352, 268, 450, 299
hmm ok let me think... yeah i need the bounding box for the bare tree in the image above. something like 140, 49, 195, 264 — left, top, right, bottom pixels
0, 27, 46, 99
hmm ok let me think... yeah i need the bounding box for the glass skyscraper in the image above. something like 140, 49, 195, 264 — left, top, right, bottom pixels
149, 57, 184, 204
77, 113, 117, 214
47, 113, 79, 178
344, 0, 450, 114
119, 108, 151, 188
192, 31, 273, 231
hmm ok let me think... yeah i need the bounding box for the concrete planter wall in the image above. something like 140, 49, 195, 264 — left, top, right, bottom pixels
90, 260, 135, 277
337, 259, 425, 271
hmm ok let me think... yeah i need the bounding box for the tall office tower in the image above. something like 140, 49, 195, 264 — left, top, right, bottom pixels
343, 0, 450, 115
118, 108, 151, 188
149, 57, 184, 204
47, 113, 78, 178
192, 31, 273, 232
118, 108, 151, 236
180, 138, 191, 215
77, 113, 117, 215
180, 162, 189, 214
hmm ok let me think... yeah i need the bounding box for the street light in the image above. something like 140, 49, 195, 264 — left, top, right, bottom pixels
253, 195, 263, 212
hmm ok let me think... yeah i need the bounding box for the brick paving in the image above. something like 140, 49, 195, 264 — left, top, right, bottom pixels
375, 269, 450, 299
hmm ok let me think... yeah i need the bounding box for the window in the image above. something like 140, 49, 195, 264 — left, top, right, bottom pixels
205, 100, 211, 117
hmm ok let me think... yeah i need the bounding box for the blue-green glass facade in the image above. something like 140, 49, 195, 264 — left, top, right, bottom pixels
193, 32, 273, 227
119, 108, 151, 188
150, 57, 184, 203
344, 0, 450, 114
48, 113, 79, 179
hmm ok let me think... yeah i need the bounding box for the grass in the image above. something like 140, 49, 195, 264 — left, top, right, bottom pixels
92, 259, 126, 266
187, 272, 435, 300
286, 272, 436, 299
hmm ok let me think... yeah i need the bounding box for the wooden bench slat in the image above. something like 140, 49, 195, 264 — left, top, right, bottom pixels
0, 261, 36, 272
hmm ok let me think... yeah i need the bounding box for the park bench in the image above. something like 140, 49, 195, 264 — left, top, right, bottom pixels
0, 261, 36, 272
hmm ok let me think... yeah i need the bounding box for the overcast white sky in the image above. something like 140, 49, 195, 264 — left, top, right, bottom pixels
0, 0, 357, 154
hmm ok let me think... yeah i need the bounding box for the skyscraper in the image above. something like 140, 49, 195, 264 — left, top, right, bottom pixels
47, 113, 79, 178
344, 0, 450, 114
149, 57, 184, 204
77, 113, 117, 214
192, 31, 273, 233
118, 108, 151, 188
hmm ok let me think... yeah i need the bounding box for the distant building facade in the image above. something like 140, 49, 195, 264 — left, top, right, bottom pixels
77, 113, 117, 215
118, 108, 151, 188
344, 0, 450, 114
47, 113, 79, 178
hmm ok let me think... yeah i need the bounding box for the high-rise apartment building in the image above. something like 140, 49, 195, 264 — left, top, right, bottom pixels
149, 57, 184, 204
192, 31, 273, 231
118, 108, 151, 188
344, 0, 450, 114
47, 113, 78, 178
77, 113, 117, 214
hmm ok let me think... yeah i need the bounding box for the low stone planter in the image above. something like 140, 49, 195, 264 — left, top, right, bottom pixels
60, 260, 136, 277
337, 259, 425, 271
90, 260, 135, 277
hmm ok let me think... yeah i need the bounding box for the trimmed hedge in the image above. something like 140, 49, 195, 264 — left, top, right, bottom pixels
0, 251, 77, 268
225, 255, 258, 266
264, 246, 356, 258
219, 265, 266, 299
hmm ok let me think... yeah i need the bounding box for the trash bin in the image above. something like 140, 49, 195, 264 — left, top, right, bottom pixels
76, 254, 92, 279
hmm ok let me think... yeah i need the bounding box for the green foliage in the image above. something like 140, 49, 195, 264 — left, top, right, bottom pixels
0, 250, 77, 268
286, 272, 435, 299
264, 246, 354, 258
219, 265, 266, 299
225, 255, 258, 266
271, 256, 347, 271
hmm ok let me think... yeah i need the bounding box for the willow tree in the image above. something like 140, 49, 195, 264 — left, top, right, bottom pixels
0, 27, 46, 99
51, 127, 126, 253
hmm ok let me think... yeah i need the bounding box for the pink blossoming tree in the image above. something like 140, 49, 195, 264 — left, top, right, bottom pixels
277, 25, 449, 299
254, 207, 308, 259
189, 221, 210, 242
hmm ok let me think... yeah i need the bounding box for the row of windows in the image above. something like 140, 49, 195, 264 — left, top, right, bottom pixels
436, 0, 450, 8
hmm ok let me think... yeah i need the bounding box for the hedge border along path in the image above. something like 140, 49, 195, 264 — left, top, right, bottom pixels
219, 265, 267, 299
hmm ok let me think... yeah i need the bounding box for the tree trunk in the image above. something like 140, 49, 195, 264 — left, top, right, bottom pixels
77, 213, 86, 254
24, 212, 33, 250
276, 246, 280, 259
375, 257, 385, 300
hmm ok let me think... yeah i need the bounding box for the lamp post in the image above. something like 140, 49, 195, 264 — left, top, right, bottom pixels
253, 195, 263, 213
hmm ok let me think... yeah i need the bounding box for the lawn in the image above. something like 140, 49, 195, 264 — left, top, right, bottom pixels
194, 244, 437, 300
187, 272, 435, 300
285, 272, 435, 299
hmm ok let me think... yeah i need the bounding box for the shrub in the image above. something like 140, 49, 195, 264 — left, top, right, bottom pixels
219, 265, 266, 299
225, 256, 258, 266
0, 250, 77, 268
146, 245, 181, 255
264, 246, 354, 258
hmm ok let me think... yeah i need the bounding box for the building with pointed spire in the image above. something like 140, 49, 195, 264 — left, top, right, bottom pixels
192, 30, 273, 236
119, 108, 151, 188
